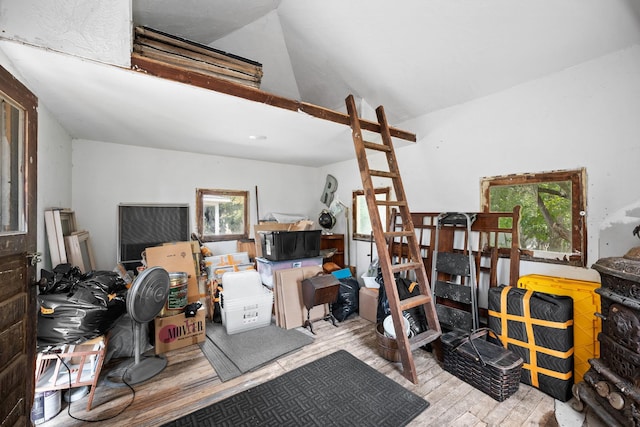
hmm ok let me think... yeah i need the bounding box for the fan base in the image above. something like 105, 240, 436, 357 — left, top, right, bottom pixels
125, 356, 167, 384
107, 356, 167, 386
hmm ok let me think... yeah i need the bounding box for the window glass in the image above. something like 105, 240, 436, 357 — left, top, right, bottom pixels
0, 98, 26, 234
196, 189, 249, 242
352, 187, 390, 241
481, 169, 586, 266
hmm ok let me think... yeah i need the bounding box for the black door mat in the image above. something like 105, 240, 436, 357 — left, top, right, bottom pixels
163, 349, 429, 427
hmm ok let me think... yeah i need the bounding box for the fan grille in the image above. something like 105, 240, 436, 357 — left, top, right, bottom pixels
127, 267, 170, 323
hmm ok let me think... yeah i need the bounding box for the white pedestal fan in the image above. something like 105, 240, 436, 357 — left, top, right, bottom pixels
108, 266, 171, 385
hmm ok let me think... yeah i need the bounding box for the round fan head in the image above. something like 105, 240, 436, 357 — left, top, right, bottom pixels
127, 266, 170, 324
318, 209, 336, 231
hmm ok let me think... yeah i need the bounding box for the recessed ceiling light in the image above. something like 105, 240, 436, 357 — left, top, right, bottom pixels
249, 135, 267, 140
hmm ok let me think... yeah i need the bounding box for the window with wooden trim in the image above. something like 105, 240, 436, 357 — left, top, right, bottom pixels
196, 188, 249, 242
352, 187, 390, 241
480, 168, 587, 267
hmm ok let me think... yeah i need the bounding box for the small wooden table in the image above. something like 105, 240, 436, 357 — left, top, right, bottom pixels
301, 274, 340, 334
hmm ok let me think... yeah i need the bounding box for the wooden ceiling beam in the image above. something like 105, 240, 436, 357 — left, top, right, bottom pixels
131, 54, 416, 143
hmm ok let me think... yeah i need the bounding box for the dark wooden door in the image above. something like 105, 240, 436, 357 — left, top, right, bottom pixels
0, 64, 39, 425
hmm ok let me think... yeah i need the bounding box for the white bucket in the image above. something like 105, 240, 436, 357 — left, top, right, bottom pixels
31, 390, 61, 425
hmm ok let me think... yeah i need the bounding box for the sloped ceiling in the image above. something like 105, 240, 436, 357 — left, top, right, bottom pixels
1, 0, 640, 166
134, 0, 640, 120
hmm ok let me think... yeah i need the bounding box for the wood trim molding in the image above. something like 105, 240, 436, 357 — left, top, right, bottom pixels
131, 54, 416, 143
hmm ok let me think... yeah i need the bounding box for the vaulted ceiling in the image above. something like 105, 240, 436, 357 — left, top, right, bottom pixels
1, 1, 640, 166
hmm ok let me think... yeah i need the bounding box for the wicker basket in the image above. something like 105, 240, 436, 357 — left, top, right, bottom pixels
441, 329, 523, 402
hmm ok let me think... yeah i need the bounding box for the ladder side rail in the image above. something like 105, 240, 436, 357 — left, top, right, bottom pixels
346, 96, 415, 375
375, 105, 438, 335
375, 105, 423, 270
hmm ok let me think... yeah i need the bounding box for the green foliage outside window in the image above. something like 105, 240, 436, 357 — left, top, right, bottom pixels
197, 188, 248, 242
203, 196, 245, 235
488, 181, 572, 253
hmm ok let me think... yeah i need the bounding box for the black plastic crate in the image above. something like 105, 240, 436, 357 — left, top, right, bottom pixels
441, 329, 523, 402
260, 230, 321, 261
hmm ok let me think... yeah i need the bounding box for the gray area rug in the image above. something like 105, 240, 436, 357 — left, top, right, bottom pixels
199, 321, 314, 381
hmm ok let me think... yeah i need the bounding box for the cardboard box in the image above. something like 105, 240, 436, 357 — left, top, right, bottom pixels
359, 287, 379, 323
146, 242, 200, 303
154, 308, 206, 354
237, 239, 256, 261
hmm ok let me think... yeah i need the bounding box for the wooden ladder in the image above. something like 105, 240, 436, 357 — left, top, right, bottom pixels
345, 94, 441, 384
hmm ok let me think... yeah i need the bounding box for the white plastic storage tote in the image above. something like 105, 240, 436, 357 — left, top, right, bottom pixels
220, 270, 273, 334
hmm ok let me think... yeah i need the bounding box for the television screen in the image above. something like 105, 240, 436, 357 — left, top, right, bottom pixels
118, 204, 190, 269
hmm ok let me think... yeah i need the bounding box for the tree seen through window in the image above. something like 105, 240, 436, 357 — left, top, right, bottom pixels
481, 169, 586, 266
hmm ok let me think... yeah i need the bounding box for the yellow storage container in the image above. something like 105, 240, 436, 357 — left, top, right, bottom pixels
517, 274, 601, 384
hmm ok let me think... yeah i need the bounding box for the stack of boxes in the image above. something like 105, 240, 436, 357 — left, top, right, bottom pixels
255, 229, 324, 289
145, 241, 206, 354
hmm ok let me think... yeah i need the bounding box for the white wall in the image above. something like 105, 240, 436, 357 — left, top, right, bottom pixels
0, 47, 74, 274
599, 201, 640, 259
37, 105, 73, 271
321, 45, 640, 283
71, 140, 321, 270
213, 11, 301, 101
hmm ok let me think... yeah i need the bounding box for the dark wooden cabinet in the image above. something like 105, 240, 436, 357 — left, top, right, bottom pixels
320, 234, 345, 267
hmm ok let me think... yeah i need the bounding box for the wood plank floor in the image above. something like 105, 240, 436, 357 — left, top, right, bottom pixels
41, 316, 560, 427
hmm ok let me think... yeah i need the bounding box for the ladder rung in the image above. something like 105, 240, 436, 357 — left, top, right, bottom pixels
375, 200, 407, 207
385, 231, 414, 239
363, 141, 391, 152
370, 170, 398, 179
391, 261, 423, 274
409, 329, 441, 350
400, 294, 432, 311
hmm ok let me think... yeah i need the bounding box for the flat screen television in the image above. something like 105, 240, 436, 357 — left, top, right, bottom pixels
118, 203, 190, 270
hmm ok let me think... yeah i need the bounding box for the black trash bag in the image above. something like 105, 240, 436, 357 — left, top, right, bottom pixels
396, 277, 428, 335
331, 277, 360, 322
37, 269, 128, 348
376, 271, 428, 336
38, 263, 85, 295
376, 269, 389, 323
